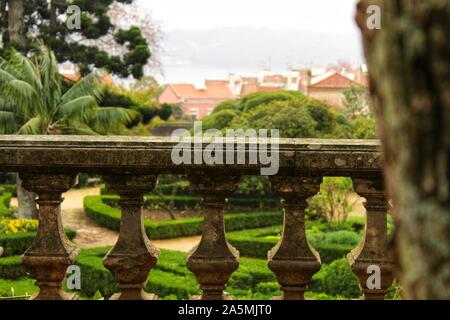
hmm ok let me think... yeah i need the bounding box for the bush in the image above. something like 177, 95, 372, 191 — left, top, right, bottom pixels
0, 192, 12, 218
0, 229, 76, 257
0, 184, 17, 197
84, 196, 283, 240
71, 248, 275, 300
0, 248, 396, 300
227, 226, 362, 264
310, 258, 360, 298
100, 185, 279, 212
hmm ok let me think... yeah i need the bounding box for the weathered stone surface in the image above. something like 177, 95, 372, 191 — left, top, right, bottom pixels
347, 177, 394, 300
187, 174, 240, 300
103, 175, 160, 300
0, 136, 381, 176
20, 173, 79, 300
268, 176, 322, 300
0, 136, 394, 301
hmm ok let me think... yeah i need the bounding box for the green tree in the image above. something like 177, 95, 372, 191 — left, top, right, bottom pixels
229, 100, 318, 138
342, 86, 369, 119
0, 45, 136, 218
0, 0, 151, 79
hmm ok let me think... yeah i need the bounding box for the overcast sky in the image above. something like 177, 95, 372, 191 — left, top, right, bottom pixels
138, 0, 360, 34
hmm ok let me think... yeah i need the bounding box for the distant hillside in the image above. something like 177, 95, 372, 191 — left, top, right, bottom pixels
163, 27, 364, 70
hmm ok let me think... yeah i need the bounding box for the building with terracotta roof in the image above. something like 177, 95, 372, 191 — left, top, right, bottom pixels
236, 69, 300, 97
158, 81, 234, 119
307, 70, 366, 110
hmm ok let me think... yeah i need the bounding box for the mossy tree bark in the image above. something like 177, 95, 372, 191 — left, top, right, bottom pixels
356, 0, 450, 299
7, 0, 26, 48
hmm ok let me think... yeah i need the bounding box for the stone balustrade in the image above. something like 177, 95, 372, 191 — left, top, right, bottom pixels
0, 136, 393, 300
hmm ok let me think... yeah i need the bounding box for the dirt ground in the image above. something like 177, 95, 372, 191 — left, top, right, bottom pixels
11, 188, 200, 252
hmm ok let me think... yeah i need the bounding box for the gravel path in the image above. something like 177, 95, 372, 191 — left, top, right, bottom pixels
12, 188, 200, 252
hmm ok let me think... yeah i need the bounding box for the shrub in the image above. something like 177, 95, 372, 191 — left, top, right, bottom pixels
0, 248, 396, 300
84, 196, 283, 240
306, 177, 357, 228
0, 229, 76, 257
0, 185, 17, 197
227, 226, 362, 264
100, 186, 279, 212
0, 192, 12, 218
310, 258, 360, 298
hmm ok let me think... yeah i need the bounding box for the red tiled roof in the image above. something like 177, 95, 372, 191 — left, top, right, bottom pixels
263, 75, 288, 83
308, 71, 362, 89
169, 83, 234, 100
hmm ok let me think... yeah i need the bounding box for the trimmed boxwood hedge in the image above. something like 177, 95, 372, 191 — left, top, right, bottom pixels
0, 248, 357, 300
227, 227, 362, 264
0, 185, 16, 197
84, 195, 283, 240
0, 192, 12, 217
100, 185, 279, 211
0, 229, 76, 257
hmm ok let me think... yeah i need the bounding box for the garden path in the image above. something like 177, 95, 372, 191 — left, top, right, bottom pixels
10, 188, 200, 252
9, 187, 365, 251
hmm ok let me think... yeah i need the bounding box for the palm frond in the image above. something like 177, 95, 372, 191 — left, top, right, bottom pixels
7, 51, 42, 91
0, 69, 18, 83
62, 123, 100, 136
0, 111, 17, 134
61, 72, 103, 105
0, 79, 40, 118
36, 45, 62, 113
92, 107, 138, 134
18, 116, 46, 135
57, 96, 97, 119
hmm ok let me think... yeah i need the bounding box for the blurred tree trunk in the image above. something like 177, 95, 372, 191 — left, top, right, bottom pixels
356, 0, 450, 299
8, 0, 26, 47
16, 174, 38, 219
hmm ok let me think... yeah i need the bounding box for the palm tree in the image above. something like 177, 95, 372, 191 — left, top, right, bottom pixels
0, 45, 137, 218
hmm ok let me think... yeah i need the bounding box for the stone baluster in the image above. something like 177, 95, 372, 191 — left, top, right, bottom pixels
187, 174, 241, 300
103, 175, 160, 300
20, 173, 78, 300
347, 177, 394, 300
268, 176, 322, 300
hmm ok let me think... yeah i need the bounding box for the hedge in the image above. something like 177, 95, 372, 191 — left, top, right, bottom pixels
84, 195, 283, 240
0, 248, 358, 300
0, 185, 16, 197
0, 192, 12, 218
100, 185, 279, 211
0, 229, 76, 257
227, 227, 362, 264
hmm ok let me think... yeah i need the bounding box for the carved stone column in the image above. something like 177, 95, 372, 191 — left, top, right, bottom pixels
20, 173, 78, 300
268, 176, 322, 300
103, 175, 160, 300
347, 177, 394, 300
187, 174, 240, 300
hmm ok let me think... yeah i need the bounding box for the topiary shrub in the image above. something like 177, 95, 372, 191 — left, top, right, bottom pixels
84, 195, 283, 240
310, 258, 360, 298
0, 229, 76, 257
0, 193, 12, 218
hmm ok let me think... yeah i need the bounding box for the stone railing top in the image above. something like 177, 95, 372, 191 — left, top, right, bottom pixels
0, 135, 382, 177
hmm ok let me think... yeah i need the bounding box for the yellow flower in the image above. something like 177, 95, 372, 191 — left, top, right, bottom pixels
0, 218, 38, 235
